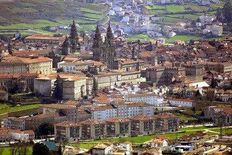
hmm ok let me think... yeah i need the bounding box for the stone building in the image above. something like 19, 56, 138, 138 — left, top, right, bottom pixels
0, 56, 52, 75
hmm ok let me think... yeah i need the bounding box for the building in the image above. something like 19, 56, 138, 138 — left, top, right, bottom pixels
10, 130, 35, 141
62, 77, 90, 100
0, 73, 38, 93
168, 98, 195, 108
144, 66, 185, 86
204, 62, 232, 73
2, 117, 26, 130
0, 128, 34, 142
34, 73, 92, 99
0, 128, 12, 142
183, 64, 203, 77
0, 90, 8, 101
113, 59, 145, 72
0, 56, 52, 75
95, 70, 146, 89
2, 113, 66, 130
204, 106, 232, 126
54, 113, 179, 141
124, 93, 164, 106
91, 102, 154, 120
58, 60, 106, 73
25, 34, 65, 45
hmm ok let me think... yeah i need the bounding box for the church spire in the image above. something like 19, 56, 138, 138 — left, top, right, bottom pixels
106, 22, 114, 45
69, 20, 79, 53
92, 25, 102, 48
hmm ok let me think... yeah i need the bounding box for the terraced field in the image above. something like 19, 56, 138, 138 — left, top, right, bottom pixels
0, 1, 109, 34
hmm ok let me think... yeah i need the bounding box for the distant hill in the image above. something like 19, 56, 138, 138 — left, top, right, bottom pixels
0, 0, 108, 25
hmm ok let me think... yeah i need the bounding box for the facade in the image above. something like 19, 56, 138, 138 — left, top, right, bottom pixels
34, 74, 93, 100
184, 64, 203, 77
2, 117, 26, 130
54, 113, 179, 141
57, 60, 106, 73
91, 102, 154, 120
10, 130, 35, 141
95, 71, 146, 89
168, 98, 195, 108
204, 106, 232, 126
113, 59, 145, 72
0, 73, 38, 93
0, 90, 8, 101
34, 76, 56, 96
62, 77, 89, 100
0, 56, 52, 75
144, 66, 185, 86
25, 34, 65, 44
2, 113, 66, 130
124, 93, 164, 106
204, 62, 232, 73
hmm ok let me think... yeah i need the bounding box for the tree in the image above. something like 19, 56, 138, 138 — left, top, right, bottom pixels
32, 143, 49, 155
69, 20, 79, 53
61, 36, 70, 55
35, 123, 54, 138
53, 75, 63, 100
210, 78, 218, 88
92, 78, 98, 97
58, 143, 63, 155
222, 0, 232, 23
8, 40, 13, 55
80, 31, 86, 42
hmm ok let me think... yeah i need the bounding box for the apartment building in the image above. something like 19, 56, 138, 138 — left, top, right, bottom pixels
168, 98, 195, 108
2, 113, 66, 131
54, 113, 179, 141
91, 102, 154, 120
124, 93, 164, 106
204, 106, 232, 126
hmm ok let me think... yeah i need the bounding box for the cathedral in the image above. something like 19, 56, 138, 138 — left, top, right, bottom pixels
92, 23, 116, 69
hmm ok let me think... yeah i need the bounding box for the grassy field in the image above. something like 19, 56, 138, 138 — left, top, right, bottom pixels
165, 34, 201, 43
0, 146, 32, 155
166, 5, 185, 13
71, 126, 222, 150
0, 2, 108, 34
126, 34, 153, 42
0, 103, 40, 115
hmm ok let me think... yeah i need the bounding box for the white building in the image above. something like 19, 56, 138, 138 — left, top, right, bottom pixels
10, 130, 35, 141
91, 102, 154, 120
168, 98, 195, 108
124, 93, 164, 106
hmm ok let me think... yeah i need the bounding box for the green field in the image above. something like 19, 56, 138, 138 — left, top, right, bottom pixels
166, 5, 185, 13
0, 2, 109, 34
0, 103, 40, 115
165, 35, 201, 43
0, 146, 32, 155
126, 34, 153, 42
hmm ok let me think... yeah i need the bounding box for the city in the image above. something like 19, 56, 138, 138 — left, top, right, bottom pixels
0, 0, 231, 155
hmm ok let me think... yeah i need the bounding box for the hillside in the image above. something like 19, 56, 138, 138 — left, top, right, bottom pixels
0, 0, 109, 32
